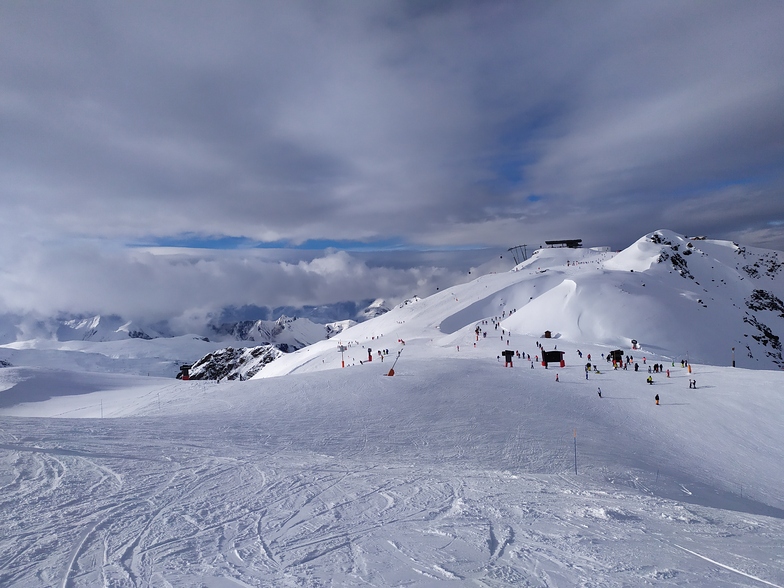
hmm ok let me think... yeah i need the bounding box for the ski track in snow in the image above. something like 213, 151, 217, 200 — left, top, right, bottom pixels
673, 544, 784, 588
1, 396, 783, 588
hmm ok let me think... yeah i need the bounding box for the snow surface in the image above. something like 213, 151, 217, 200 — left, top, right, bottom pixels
1, 230, 783, 587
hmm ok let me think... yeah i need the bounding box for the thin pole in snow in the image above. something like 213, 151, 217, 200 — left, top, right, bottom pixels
573, 429, 577, 475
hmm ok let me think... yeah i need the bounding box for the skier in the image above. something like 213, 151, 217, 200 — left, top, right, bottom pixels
655, 393, 659, 405
597, 387, 602, 398
647, 376, 654, 385
555, 373, 559, 382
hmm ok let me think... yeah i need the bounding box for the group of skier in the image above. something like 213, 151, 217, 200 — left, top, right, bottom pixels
478, 316, 700, 406
559, 347, 697, 406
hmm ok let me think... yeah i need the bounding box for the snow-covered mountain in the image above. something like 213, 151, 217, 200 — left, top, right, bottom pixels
203, 300, 382, 343
182, 316, 327, 380
1, 229, 784, 586
0, 315, 349, 380
262, 229, 784, 377
0, 313, 166, 345
187, 317, 347, 380
0, 313, 154, 344
212, 299, 387, 325
358, 298, 391, 320
57, 315, 161, 342
209, 315, 338, 347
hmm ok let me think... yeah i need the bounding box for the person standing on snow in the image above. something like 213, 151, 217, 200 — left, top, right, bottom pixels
655, 393, 659, 405
597, 387, 602, 398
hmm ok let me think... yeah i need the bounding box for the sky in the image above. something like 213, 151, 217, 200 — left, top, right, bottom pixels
2, 1, 783, 322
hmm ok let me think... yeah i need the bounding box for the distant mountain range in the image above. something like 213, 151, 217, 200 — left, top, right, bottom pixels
0, 299, 393, 381
0, 299, 392, 346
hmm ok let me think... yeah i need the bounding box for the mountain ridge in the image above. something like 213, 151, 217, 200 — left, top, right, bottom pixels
259, 229, 784, 378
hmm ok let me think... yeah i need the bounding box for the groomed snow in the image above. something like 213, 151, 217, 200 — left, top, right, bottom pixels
1, 231, 783, 587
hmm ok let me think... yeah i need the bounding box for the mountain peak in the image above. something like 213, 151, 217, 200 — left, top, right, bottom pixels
260, 229, 784, 376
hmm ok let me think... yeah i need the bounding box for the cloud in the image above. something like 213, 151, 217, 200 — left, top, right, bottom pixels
0, 236, 505, 321
1, 1, 783, 318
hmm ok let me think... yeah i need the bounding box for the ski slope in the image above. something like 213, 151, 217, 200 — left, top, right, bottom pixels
0, 230, 783, 587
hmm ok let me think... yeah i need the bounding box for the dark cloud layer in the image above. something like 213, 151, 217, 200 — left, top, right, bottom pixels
1, 1, 783, 319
